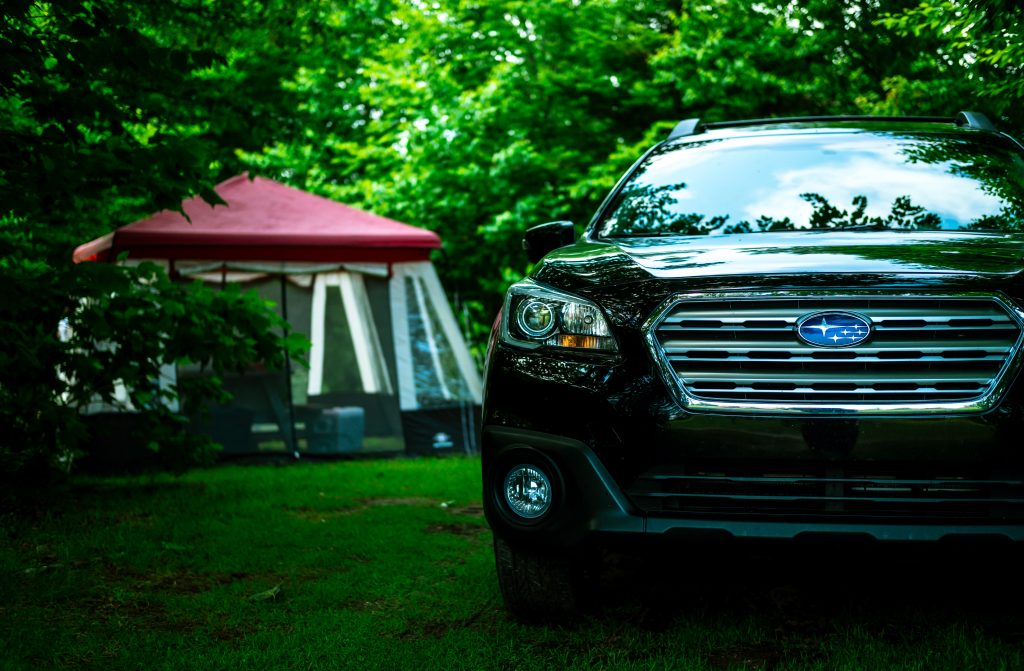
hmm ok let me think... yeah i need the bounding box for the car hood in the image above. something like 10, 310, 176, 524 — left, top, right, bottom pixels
535, 230, 1024, 287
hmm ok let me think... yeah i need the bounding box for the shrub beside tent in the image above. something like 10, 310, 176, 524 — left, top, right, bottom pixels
73, 175, 483, 457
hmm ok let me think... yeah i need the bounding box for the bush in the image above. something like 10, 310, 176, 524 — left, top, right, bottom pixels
0, 255, 307, 478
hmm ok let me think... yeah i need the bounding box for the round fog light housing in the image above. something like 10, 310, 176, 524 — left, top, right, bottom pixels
503, 464, 553, 519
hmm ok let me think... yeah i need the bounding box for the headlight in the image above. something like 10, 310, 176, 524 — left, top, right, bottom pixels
516, 299, 557, 338
501, 280, 617, 351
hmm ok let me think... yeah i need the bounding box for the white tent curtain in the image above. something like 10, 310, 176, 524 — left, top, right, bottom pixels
390, 266, 417, 411
307, 272, 393, 397
419, 262, 483, 403
390, 261, 483, 411
308, 275, 328, 395
411, 268, 453, 403
339, 271, 393, 395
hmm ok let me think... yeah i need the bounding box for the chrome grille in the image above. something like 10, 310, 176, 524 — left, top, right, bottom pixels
648, 295, 1024, 413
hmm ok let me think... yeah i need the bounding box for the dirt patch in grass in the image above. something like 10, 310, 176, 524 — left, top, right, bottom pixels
284, 504, 360, 521
147, 570, 257, 594
360, 496, 439, 507
424, 522, 487, 537
445, 504, 484, 517
341, 596, 403, 613
707, 641, 784, 670
208, 617, 294, 648
209, 621, 257, 645
397, 602, 502, 640
99, 563, 306, 597
286, 497, 445, 521
89, 596, 200, 634
529, 632, 666, 666
115, 510, 154, 528
283, 498, 484, 525
66, 590, 283, 647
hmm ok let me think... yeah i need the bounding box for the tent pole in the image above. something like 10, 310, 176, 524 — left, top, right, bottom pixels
280, 274, 300, 459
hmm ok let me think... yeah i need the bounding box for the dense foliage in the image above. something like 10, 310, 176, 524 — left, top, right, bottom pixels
0, 0, 307, 475
2, 0, 1022, 474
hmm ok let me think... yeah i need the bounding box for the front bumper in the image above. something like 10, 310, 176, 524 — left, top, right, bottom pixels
483, 426, 1024, 546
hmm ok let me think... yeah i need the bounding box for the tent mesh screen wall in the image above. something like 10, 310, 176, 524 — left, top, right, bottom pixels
177, 262, 481, 458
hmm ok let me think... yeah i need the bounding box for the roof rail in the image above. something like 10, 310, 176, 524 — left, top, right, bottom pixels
704, 115, 956, 130
664, 112, 998, 141
666, 118, 703, 141
956, 110, 996, 130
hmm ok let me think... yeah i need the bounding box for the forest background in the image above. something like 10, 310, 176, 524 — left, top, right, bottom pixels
2, 0, 1022, 473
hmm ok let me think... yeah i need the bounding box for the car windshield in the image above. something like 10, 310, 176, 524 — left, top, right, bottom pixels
595, 131, 1024, 238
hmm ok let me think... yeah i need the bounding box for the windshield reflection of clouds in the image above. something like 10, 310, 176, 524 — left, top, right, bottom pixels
599, 132, 1024, 237
748, 154, 1003, 227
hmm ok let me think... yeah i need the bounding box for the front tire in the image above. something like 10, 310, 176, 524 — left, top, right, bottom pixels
493, 536, 589, 622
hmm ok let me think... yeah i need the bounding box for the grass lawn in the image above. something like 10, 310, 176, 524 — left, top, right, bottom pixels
2, 457, 1024, 670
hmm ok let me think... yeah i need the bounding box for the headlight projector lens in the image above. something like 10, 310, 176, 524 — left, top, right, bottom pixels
517, 299, 556, 338
503, 465, 553, 519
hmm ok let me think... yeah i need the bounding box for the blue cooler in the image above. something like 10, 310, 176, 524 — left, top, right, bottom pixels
307, 407, 364, 454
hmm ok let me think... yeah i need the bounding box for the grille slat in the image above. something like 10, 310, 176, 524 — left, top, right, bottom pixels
673, 356, 1005, 363
661, 306, 1012, 322
660, 343, 1014, 354
627, 465, 1024, 521
660, 323, 1015, 332
638, 492, 1024, 505
651, 295, 1022, 409
682, 371, 995, 383
694, 388, 988, 396
645, 475, 1023, 486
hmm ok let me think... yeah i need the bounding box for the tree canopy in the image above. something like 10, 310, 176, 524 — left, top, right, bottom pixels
2, 0, 1022, 473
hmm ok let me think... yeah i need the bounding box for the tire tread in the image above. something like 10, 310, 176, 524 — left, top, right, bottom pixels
493, 536, 581, 621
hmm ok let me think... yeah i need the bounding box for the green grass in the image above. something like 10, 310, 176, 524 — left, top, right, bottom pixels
2, 457, 1023, 670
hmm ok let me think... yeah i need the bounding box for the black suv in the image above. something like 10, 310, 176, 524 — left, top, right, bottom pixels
481, 112, 1024, 619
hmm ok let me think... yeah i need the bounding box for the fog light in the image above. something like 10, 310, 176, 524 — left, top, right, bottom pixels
503, 464, 552, 519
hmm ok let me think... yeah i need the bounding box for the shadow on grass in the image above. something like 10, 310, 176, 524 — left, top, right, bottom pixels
589, 541, 1024, 666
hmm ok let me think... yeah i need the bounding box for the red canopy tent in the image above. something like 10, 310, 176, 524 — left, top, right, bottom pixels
73, 174, 481, 458
73, 174, 441, 264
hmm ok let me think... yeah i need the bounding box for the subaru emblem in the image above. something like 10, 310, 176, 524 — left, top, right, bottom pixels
796, 311, 872, 347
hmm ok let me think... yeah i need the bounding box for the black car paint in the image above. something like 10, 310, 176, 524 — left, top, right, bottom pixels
482, 121, 1024, 548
